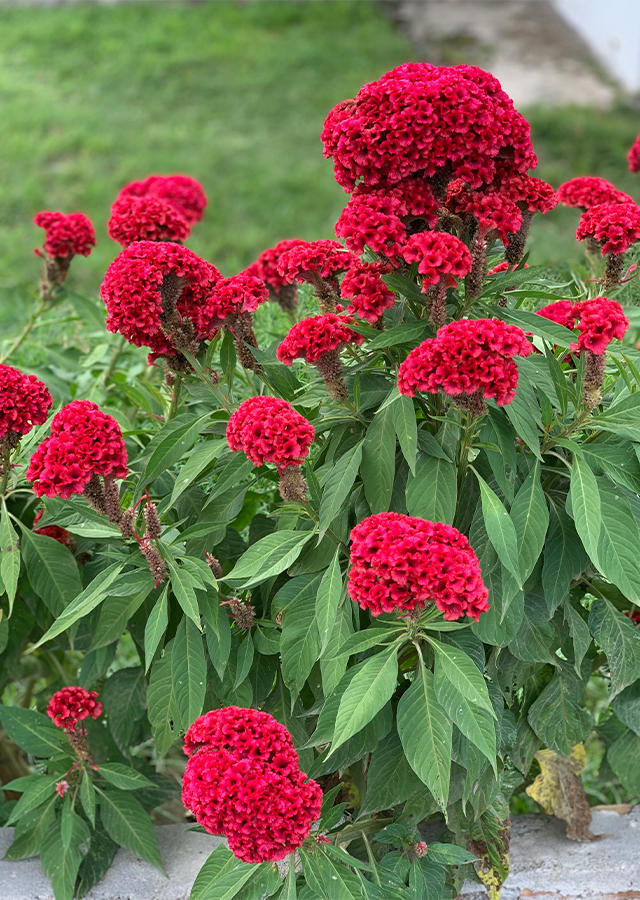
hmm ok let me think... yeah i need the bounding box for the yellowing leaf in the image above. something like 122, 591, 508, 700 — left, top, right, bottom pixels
525, 744, 599, 841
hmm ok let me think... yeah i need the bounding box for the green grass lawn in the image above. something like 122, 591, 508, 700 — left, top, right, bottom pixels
0, 0, 639, 336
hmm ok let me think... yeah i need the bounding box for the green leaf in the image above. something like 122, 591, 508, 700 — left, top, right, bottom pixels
41, 816, 90, 900
425, 843, 477, 866
6, 775, 59, 825
191, 845, 238, 900
430, 638, 495, 716
316, 551, 343, 656
167, 558, 202, 629
139, 412, 211, 491
77, 820, 118, 898
281, 592, 320, 697
583, 443, 640, 494
20, 527, 82, 618
144, 585, 169, 672
80, 772, 96, 827
528, 666, 590, 755
433, 677, 496, 768
505, 365, 543, 461
406, 454, 456, 525
98, 763, 156, 791
98, 787, 165, 872
235, 634, 254, 689
196, 859, 259, 900
361, 406, 396, 514
319, 441, 364, 535
0, 498, 20, 614
591, 392, 640, 441
366, 321, 428, 350
569, 455, 601, 564
170, 439, 221, 506
612, 680, 640, 736
397, 664, 452, 811
392, 395, 418, 475
360, 729, 423, 817
329, 647, 398, 756
510, 462, 548, 583
0, 706, 68, 757
542, 503, 587, 615
31, 562, 125, 649
103, 665, 146, 754
608, 729, 640, 795
147, 649, 179, 758
320, 603, 355, 697
2, 794, 56, 861
595, 479, 640, 604
281, 860, 297, 900
509, 589, 556, 665
226, 530, 313, 588
589, 597, 640, 699
172, 615, 207, 728
490, 306, 575, 346
475, 471, 522, 587
564, 600, 592, 677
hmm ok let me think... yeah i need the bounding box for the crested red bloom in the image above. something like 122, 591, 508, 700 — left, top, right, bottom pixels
47, 686, 102, 729
246, 239, 308, 291
628, 136, 640, 173
33, 510, 74, 547
400, 232, 473, 288
495, 174, 558, 214
226, 396, 314, 470
107, 195, 190, 248
207, 274, 269, 324
556, 176, 633, 210
398, 318, 532, 406
100, 241, 221, 354
118, 175, 207, 225
348, 512, 489, 620
322, 62, 535, 191
445, 181, 523, 239
335, 179, 439, 258
34, 212, 96, 259
487, 261, 529, 275
27, 400, 128, 498
577, 202, 640, 255
536, 299, 577, 329
340, 261, 395, 322
0, 365, 51, 441
276, 240, 358, 284
277, 314, 364, 365
537, 297, 628, 355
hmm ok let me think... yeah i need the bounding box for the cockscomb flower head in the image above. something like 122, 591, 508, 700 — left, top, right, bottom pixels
47, 686, 102, 729
322, 62, 535, 191
34, 212, 96, 259
276, 314, 364, 365
339, 262, 395, 322
226, 396, 314, 471
107, 194, 190, 248
495, 174, 558, 214
207, 274, 269, 323
0, 365, 52, 441
33, 509, 74, 548
27, 400, 128, 498
537, 297, 628, 355
487, 261, 529, 275
118, 174, 207, 225
246, 239, 308, 291
556, 177, 633, 210
398, 318, 532, 408
348, 512, 489, 620
276, 240, 358, 285
445, 181, 523, 240
100, 241, 221, 355
577, 202, 640, 255
401, 232, 473, 288
628, 135, 640, 173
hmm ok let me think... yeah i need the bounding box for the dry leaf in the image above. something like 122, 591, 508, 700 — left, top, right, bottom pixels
525, 744, 601, 841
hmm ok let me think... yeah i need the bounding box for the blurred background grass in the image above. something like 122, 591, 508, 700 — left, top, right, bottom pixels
0, 0, 639, 331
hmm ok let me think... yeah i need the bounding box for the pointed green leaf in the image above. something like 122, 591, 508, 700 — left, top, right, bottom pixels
360, 730, 424, 817
430, 638, 495, 716
20, 527, 82, 617
0, 706, 68, 757
528, 666, 590, 755
172, 615, 207, 728
596, 478, 640, 603
147, 648, 179, 758
139, 412, 211, 491
103, 665, 146, 754
569, 454, 601, 564
144, 585, 169, 672
6, 775, 60, 825
98, 787, 165, 873
564, 600, 592, 677
542, 503, 588, 614
475, 471, 522, 587
510, 462, 548, 583
170, 440, 221, 506
392, 395, 418, 475
234, 633, 254, 689
167, 558, 202, 629
80, 772, 96, 827
406, 454, 457, 525
281, 592, 319, 697
361, 406, 396, 514
316, 551, 343, 656
319, 441, 364, 535
589, 597, 640, 699
1, 499, 20, 614
225, 530, 313, 588
40, 816, 90, 900
98, 763, 156, 791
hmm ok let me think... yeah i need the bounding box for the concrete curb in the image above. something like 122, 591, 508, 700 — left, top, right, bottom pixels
1, 808, 639, 899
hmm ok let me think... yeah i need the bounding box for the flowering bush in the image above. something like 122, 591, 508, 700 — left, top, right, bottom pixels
3, 62, 640, 900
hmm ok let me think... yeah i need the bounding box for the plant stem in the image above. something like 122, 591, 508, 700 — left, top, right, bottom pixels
0, 297, 48, 365
166, 375, 183, 421
102, 335, 127, 385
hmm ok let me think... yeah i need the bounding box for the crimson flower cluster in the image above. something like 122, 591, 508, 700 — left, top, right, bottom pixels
207, 274, 269, 323
487, 261, 529, 275
445, 181, 523, 240
537, 296, 629, 355
226, 396, 314, 471
107, 195, 190, 248
401, 231, 473, 288
276, 239, 357, 284
398, 318, 532, 407
348, 512, 489, 620
34, 212, 96, 259
497, 174, 558, 214
27, 400, 128, 498
182, 707, 322, 863
0, 365, 51, 441
245, 239, 307, 291
628, 135, 640, 173
277, 314, 364, 365
118, 174, 207, 225
33, 510, 74, 548
339, 261, 394, 322
322, 62, 535, 191
47, 686, 102, 730
556, 177, 633, 210
576, 202, 640, 255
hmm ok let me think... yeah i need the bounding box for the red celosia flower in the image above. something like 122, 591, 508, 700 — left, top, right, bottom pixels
576, 202, 640, 255
55, 780, 70, 797
226, 396, 314, 470
27, 400, 128, 498
118, 175, 207, 225
33, 510, 74, 547
625, 609, 640, 625
276, 240, 358, 285
398, 318, 532, 407
400, 232, 473, 288
276, 313, 364, 365
335, 180, 439, 258
445, 181, 523, 240
207, 274, 269, 324
628, 136, 640, 173
34, 212, 96, 259
536, 299, 576, 329
537, 297, 628, 355
100, 241, 221, 354
487, 261, 529, 275
0, 365, 51, 441
246, 239, 308, 291
322, 62, 535, 191
339, 262, 395, 322
348, 512, 489, 620
556, 177, 633, 210
47, 686, 102, 729
107, 195, 190, 248
495, 174, 558, 214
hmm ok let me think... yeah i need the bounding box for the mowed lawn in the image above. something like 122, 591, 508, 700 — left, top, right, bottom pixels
0, 0, 639, 333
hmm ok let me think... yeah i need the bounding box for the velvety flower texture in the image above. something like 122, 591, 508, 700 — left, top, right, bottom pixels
183, 707, 299, 771
27, 400, 128, 498
33, 510, 74, 547
339, 262, 395, 322
0, 365, 52, 441
556, 177, 633, 210
322, 62, 535, 191
207, 274, 269, 323
100, 241, 221, 354
398, 318, 532, 407
628, 135, 640, 173
34, 212, 96, 259
401, 232, 473, 288
348, 512, 489, 620
277, 314, 365, 365
226, 396, 314, 470
107, 195, 190, 248
487, 261, 529, 275
496, 174, 558, 214
245, 239, 308, 291
445, 181, 523, 240
576, 202, 640, 255
537, 297, 629, 355
118, 175, 207, 225
276, 240, 358, 284
47, 686, 102, 729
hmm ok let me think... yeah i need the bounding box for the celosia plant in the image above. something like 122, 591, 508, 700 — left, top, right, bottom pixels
556, 176, 633, 210
107, 194, 190, 247
118, 174, 207, 224
34, 210, 96, 297
576, 201, 640, 290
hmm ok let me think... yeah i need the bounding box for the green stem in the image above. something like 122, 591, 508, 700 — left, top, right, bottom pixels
166, 375, 183, 421
0, 297, 48, 365
102, 335, 127, 385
